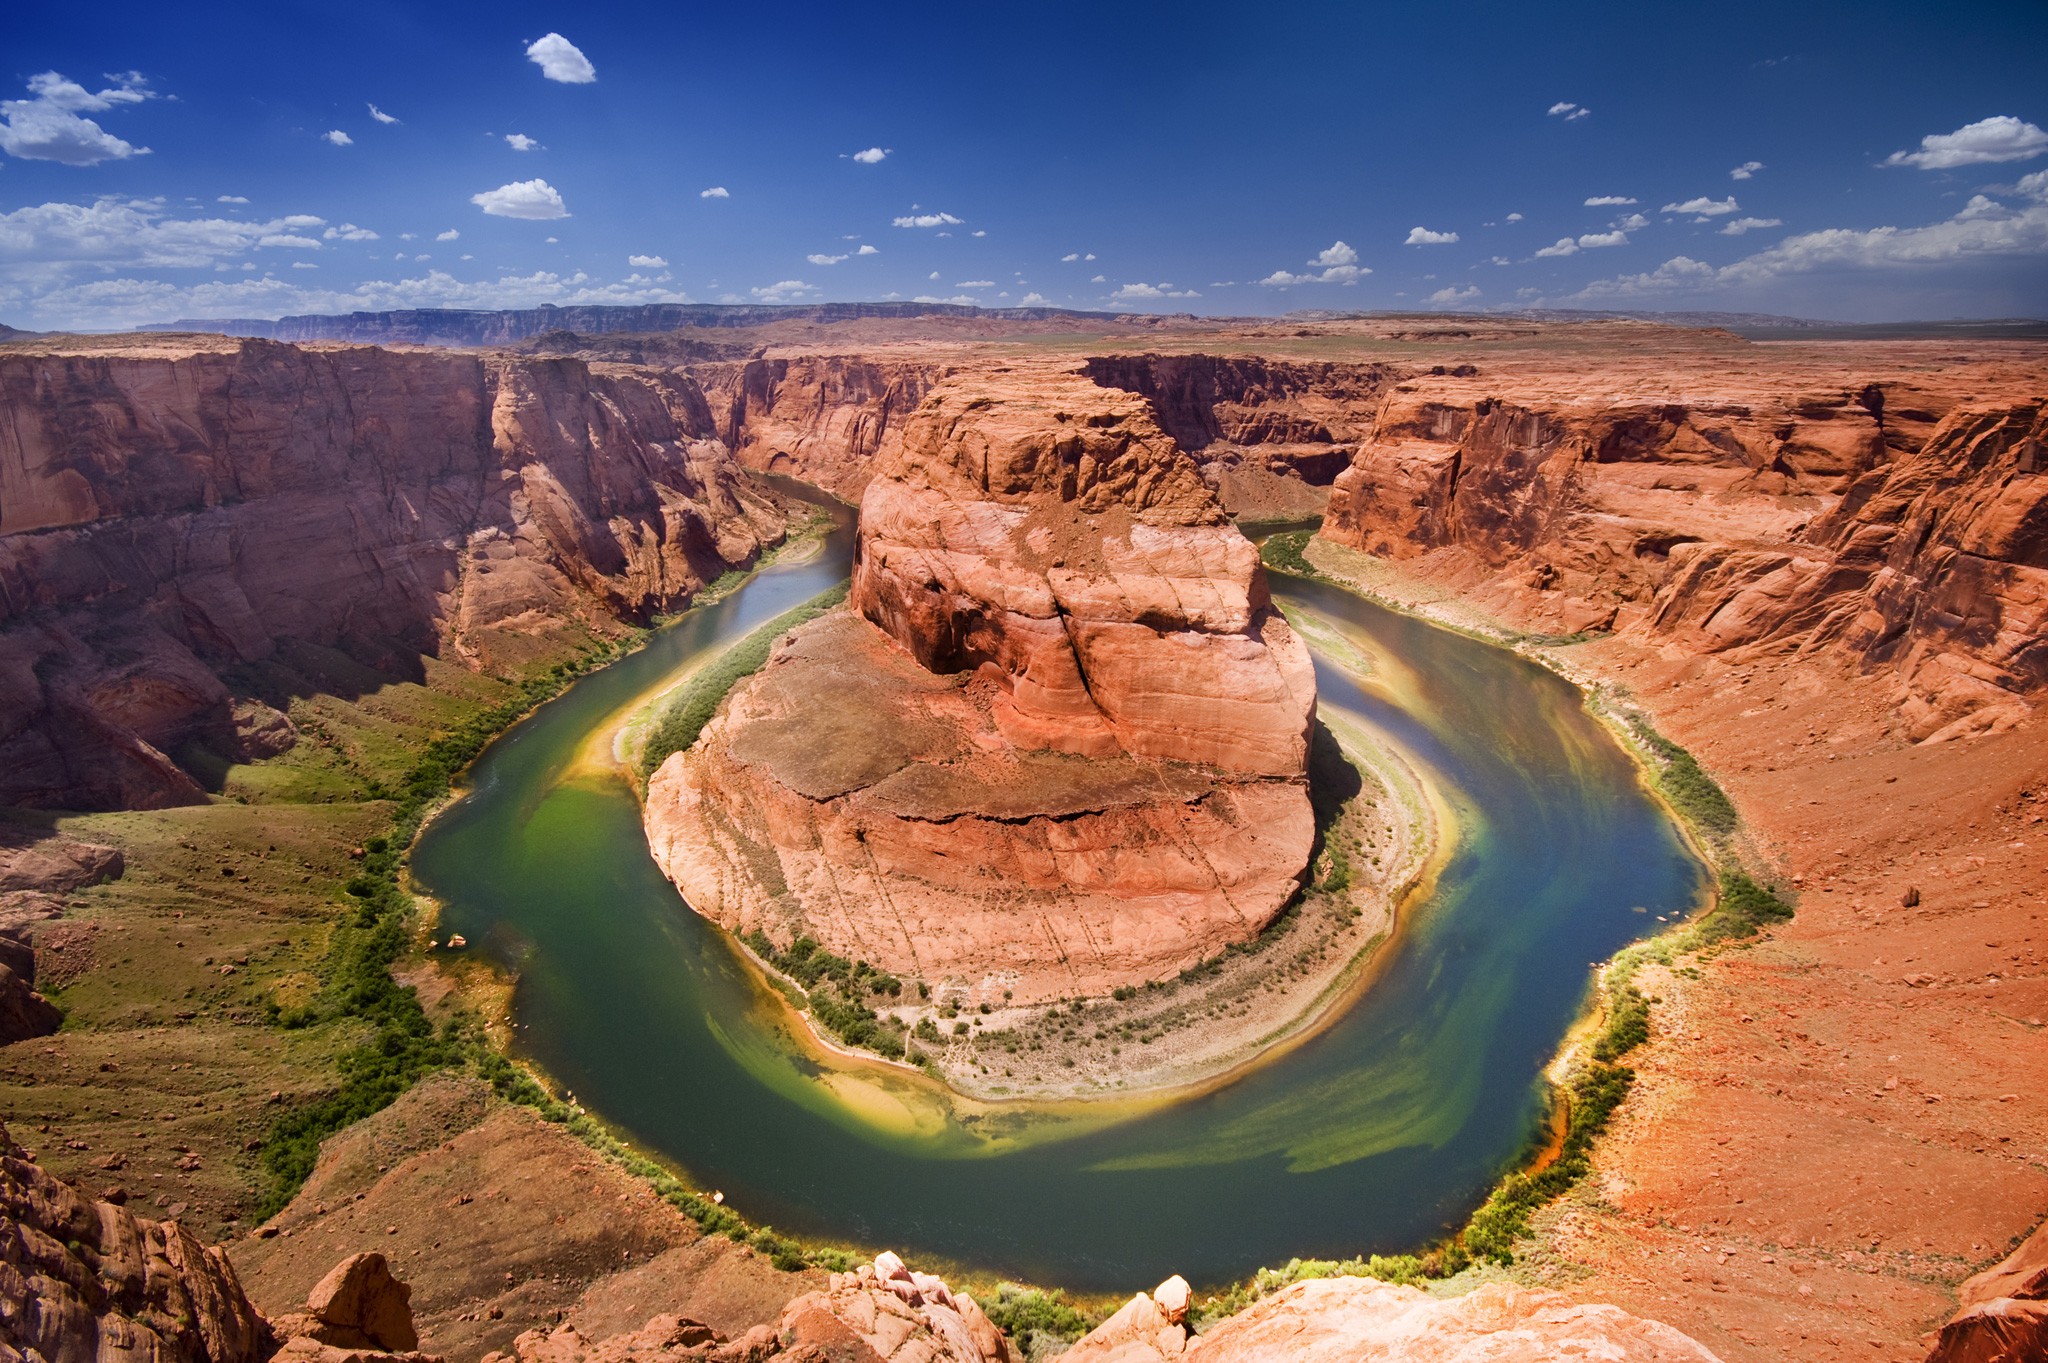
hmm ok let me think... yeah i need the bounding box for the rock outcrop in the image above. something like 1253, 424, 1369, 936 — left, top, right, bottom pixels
1064, 1275, 1724, 1363
1925, 1221, 2048, 1363
1322, 367, 2048, 737
646, 371, 1316, 1003
491, 1252, 1004, 1363
0, 1120, 275, 1363
0, 337, 788, 810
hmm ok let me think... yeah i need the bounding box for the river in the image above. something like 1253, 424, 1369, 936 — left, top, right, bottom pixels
411, 499, 1703, 1290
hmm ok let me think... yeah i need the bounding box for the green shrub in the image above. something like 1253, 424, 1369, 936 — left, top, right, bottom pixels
980, 1284, 1101, 1359
1259, 531, 1316, 578
639, 585, 848, 778
1626, 714, 1736, 840
1687, 868, 1795, 947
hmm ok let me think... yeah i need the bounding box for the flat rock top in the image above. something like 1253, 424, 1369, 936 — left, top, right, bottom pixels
725, 610, 1229, 817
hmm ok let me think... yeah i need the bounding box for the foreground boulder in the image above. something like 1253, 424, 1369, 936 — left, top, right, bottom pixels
0, 1121, 274, 1363
1063, 1275, 1723, 1362
1925, 1221, 2048, 1363
491, 1252, 1004, 1363
647, 370, 1316, 1005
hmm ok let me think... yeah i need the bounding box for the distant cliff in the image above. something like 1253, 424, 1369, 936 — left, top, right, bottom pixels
0, 337, 787, 809
133, 302, 1131, 347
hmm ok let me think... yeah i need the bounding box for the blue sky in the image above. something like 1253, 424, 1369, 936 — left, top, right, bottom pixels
4, 0, 2046, 329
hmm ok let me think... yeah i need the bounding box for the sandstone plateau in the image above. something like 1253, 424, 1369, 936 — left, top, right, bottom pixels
645, 371, 1316, 1003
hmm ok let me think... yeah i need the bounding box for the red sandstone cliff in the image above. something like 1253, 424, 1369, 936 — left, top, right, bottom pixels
0, 338, 788, 810
645, 370, 1315, 1003
1320, 368, 2046, 739
693, 356, 944, 501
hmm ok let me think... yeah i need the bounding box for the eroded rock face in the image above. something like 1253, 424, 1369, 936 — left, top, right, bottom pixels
1322, 370, 2047, 738
852, 373, 1315, 776
0, 1120, 275, 1363
1925, 1220, 2048, 1363
490, 1253, 1004, 1363
646, 372, 1315, 1003
0, 338, 788, 810
1063, 1276, 1724, 1363
697, 356, 945, 501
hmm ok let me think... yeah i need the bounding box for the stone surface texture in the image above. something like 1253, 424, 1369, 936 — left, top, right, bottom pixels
1320, 363, 2047, 739
0, 337, 788, 810
1064, 1276, 1725, 1362
0, 1120, 274, 1363
645, 369, 1316, 1003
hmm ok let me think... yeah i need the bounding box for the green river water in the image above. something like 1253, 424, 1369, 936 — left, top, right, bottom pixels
412, 501, 1705, 1290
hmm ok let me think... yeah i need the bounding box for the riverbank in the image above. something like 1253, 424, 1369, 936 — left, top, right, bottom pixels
1297, 532, 2048, 1363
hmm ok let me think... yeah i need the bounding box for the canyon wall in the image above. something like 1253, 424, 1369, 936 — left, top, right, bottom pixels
0, 339, 787, 810
693, 356, 946, 501
645, 370, 1316, 1003
1319, 371, 2047, 738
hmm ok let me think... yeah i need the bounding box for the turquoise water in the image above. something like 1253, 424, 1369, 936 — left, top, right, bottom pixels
412, 504, 1703, 1290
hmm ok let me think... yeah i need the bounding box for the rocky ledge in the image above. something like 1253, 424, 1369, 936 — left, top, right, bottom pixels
645, 370, 1317, 1008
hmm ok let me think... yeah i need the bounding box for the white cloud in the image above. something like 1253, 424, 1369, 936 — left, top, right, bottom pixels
291, 261, 317, 270
1569, 190, 2048, 301
0, 198, 331, 271
806, 252, 847, 265
1662, 196, 1739, 216
1405, 226, 1459, 245
471, 179, 569, 219
1616, 212, 1649, 231
1429, 284, 1481, 304
526, 33, 596, 84
505, 133, 540, 152
629, 253, 669, 267
1577, 230, 1628, 248
323, 223, 378, 241
851, 147, 889, 164
956, 279, 994, 288
1719, 216, 1782, 236
912, 294, 979, 305
1505, 212, 1523, 222
893, 211, 963, 228
323, 130, 353, 147
971, 229, 986, 237
1547, 101, 1590, 121
699, 187, 730, 200
1534, 237, 1579, 258
368, 104, 398, 125
1584, 196, 1637, 206
856, 243, 878, 255
1730, 160, 1764, 180
218, 195, 249, 205
751, 279, 817, 302
1256, 263, 1367, 286
1061, 252, 1080, 262
0, 71, 154, 166
1883, 116, 2047, 170
1311, 240, 1358, 266
436, 229, 459, 241
1110, 282, 1200, 300
1090, 273, 1105, 282
1085, 252, 1096, 260
1489, 256, 1510, 266
1018, 292, 1050, 305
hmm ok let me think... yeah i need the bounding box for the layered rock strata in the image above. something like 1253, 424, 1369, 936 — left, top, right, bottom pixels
1322, 371, 2047, 738
695, 357, 944, 501
0, 338, 787, 810
646, 371, 1315, 1003
0, 1120, 275, 1363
